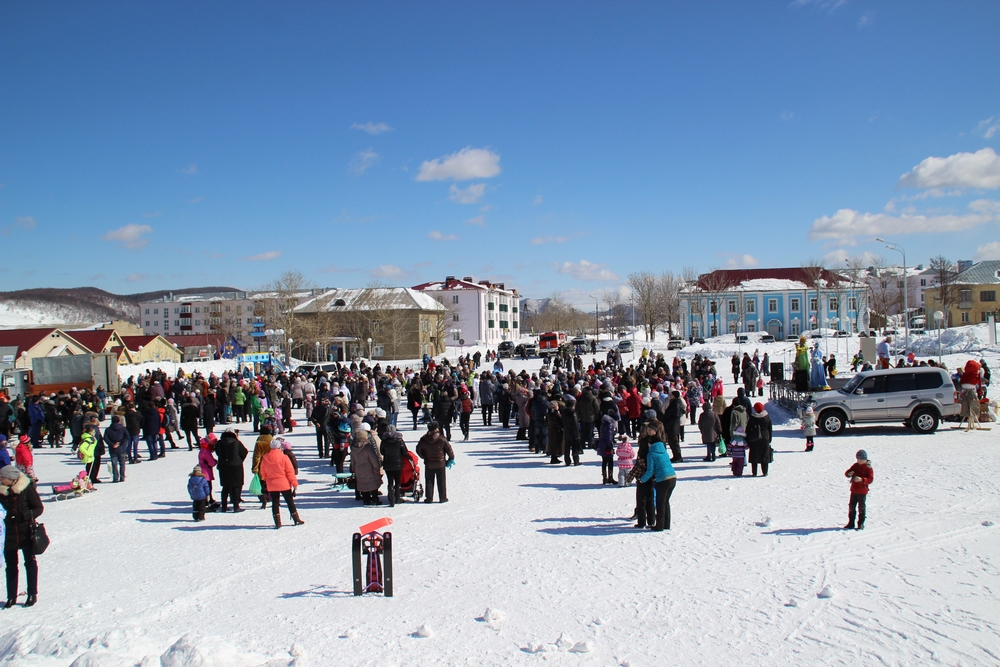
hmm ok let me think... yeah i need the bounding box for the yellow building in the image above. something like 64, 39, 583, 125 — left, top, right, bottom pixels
924, 260, 1000, 327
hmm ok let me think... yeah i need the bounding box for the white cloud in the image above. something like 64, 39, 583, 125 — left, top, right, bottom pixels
178, 163, 198, 175
464, 215, 486, 227
974, 241, 1000, 261
533, 194, 543, 206
723, 254, 760, 269
103, 223, 152, 250
531, 233, 584, 245
555, 260, 620, 282
185, 196, 206, 204
976, 116, 999, 139
449, 183, 485, 204
351, 121, 394, 135
350, 148, 380, 175
789, 0, 846, 11
808, 199, 1000, 241
428, 230, 459, 241
2, 216, 37, 236
780, 111, 794, 121
857, 10, 873, 27
241, 250, 283, 261
126, 273, 146, 282
416, 147, 501, 182
898, 148, 1000, 189
370, 264, 406, 279
822, 249, 884, 267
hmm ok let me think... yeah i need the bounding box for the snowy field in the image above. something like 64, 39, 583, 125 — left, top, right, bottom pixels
3, 350, 1000, 666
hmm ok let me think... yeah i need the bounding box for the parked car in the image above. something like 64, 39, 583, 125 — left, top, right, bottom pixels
667, 339, 685, 350
735, 334, 749, 344
811, 367, 959, 436
786, 334, 800, 341
497, 341, 515, 358
522, 343, 539, 357
570, 336, 588, 348
693, 337, 706, 344
759, 334, 775, 343
910, 328, 927, 336
617, 340, 634, 353
834, 330, 850, 338
809, 332, 823, 339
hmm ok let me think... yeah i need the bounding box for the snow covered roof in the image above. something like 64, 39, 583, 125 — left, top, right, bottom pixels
294, 288, 447, 313
412, 276, 517, 294
691, 268, 845, 292
735, 278, 810, 291
955, 260, 1000, 285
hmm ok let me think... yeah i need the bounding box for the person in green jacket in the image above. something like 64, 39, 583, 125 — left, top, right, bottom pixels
249, 393, 262, 433
78, 425, 98, 479
232, 387, 247, 423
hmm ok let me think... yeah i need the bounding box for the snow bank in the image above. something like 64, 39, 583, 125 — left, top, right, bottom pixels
906, 323, 998, 356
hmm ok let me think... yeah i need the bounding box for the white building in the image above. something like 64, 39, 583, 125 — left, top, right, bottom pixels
138, 290, 325, 341
411, 276, 520, 347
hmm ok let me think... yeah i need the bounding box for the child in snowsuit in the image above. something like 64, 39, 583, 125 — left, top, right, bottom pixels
845, 450, 873, 530
802, 406, 817, 452
188, 466, 210, 521
615, 435, 634, 488
596, 412, 618, 484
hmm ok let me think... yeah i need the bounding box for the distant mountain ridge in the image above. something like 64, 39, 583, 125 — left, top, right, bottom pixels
0, 286, 240, 327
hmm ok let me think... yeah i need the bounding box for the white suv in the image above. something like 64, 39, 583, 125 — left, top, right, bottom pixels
812, 367, 959, 435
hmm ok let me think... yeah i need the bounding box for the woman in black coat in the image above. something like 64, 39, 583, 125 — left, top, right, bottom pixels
746, 403, 773, 477
379, 425, 408, 506
203, 392, 217, 435
180, 397, 200, 450
214, 430, 248, 512
0, 466, 43, 607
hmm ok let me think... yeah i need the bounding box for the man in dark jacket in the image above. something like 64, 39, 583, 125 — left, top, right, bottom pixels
432, 384, 455, 441
561, 396, 581, 466
311, 398, 332, 459
124, 403, 143, 463
576, 385, 600, 449
415, 422, 454, 503
698, 407, 722, 462
0, 397, 11, 439
380, 425, 408, 507
478, 376, 495, 426
661, 392, 684, 463
103, 415, 130, 482
142, 404, 161, 461
0, 465, 43, 607
215, 429, 249, 512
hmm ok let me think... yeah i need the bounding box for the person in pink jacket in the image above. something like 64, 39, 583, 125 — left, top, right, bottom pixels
258, 437, 304, 528
198, 435, 218, 509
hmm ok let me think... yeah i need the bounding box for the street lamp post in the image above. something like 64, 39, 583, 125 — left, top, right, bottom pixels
589, 294, 599, 341
315, 341, 321, 363
934, 310, 945, 364
138, 345, 144, 364
876, 237, 908, 347
287, 338, 293, 362
830, 317, 840, 358
367, 337, 373, 360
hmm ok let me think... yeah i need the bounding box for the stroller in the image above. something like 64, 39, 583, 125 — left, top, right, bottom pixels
397, 451, 423, 503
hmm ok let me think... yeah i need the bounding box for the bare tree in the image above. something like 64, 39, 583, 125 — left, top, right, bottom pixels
698, 269, 733, 337
842, 255, 873, 333
603, 290, 625, 338
656, 272, 681, 338
628, 272, 665, 341
929, 256, 958, 327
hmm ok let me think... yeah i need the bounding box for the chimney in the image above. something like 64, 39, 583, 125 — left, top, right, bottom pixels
463, 276, 473, 282
445, 276, 456, 282
479, 280, 490, 286
498, 283, 505, 290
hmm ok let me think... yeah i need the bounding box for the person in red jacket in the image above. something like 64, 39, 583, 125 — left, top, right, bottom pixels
844, 449, 873, 530
258, 437, 304, 529
623, 386, 642, 437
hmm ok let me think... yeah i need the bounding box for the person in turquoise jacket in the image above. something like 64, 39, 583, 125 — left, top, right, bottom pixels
640, 440, 677, 531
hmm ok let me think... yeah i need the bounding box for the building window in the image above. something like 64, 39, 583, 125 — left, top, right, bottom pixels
726, 301, 736, 314
372, 344, 384, 357
453, 331, 460, 341
420, 319, 429, 332
500, 320, 509, 329
175, 320, 179, 326
174, 308, 179, 314
961, 312, 970, 323
488, 320, 495, 328
369, 320, 381, 333
145, 321, 150, 326
790, 298, 800, 312
746, 300, 755, 313
499, 304, 508, 312
144, 309, 149, 314
709, 301, 718, 314
921, 279, 927, 287
747, 322, 756, 332
983, 312, 992, 323
153, 308, 158, 314
959, 289, 972, 306
809, 298, 818, 312
195, 320, 200, 325
513, 321, 518, 329
848, 297, 857, 311
981, 290, 996, 302
452, 295, 459, 304
768, 299, 777, 313
453, 314, 459, 322
195, 307, 200, 313
488, 302, 495, 310
153, 321, 158, 326
180, 306, 191, 314
513, 306, 518, 313
829, 298, 838, 311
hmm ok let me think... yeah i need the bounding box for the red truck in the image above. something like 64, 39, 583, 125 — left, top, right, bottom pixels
538, 332, 566, 358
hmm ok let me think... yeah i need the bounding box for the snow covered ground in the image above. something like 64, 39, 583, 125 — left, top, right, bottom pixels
4, 353, 1000, 666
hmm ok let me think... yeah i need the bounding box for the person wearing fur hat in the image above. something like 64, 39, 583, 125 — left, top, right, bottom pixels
0, 464, 43, 607
802, 405, 817, 452
746, 403, 773, 477
188, 466, 210, 522
845, 450, 873, 530
259, 437, 303, 528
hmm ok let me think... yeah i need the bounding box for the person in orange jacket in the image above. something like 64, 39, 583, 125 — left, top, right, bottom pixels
258, 437, 304, 529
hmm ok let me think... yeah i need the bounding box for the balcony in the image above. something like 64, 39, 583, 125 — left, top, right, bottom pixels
959, 301, 973, 310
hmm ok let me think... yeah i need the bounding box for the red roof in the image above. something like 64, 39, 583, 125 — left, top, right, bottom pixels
120, 335, 160, 351
412, 277, 515, 293
0, 328, 59, 354
62, 330, 115, 354
694, 268, 845, 291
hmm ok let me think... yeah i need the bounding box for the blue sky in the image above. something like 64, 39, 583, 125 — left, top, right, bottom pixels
2, 1, 999, 307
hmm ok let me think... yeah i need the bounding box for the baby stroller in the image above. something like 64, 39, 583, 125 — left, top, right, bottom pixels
397, 451, 423, 503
